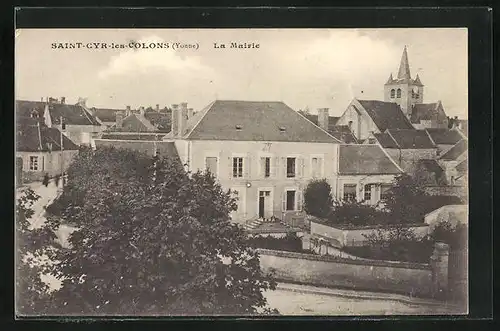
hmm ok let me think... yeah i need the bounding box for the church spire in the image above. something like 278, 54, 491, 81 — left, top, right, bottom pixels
385, 73, 394, 85
397, 45, 411, 80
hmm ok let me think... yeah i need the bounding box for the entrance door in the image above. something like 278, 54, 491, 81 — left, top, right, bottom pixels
259, 190, 272, 219
259, 196, 265, 218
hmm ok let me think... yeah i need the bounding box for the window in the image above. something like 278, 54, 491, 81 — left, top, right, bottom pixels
260, 157, 271, 178
396, 88, 402, 98
380, 184, 392, 201
232, 157, 243, 178
390, 89, 395, 98
206, 157, 218, 175
364, 184, 372, 201
311, 157, 323, 178
343, 184, 357, 201
286, 157, 296, 178
29, 156, 39, 171
286, 190, 296, 211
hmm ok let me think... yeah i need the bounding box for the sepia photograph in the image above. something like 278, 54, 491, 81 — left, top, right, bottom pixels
15, 27, 469, 317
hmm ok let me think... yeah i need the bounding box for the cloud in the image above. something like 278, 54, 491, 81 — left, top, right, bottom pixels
98, 35, 213, 79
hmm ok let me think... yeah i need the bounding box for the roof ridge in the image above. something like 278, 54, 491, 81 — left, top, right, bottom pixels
184, 100, 216, 139
294, 108, 342, 143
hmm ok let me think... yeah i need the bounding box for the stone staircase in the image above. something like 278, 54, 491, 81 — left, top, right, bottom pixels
244, 218, 265, 230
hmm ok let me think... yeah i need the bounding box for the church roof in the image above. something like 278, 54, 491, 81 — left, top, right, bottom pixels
397, 46, 412, 81
410, 101, 447, 124
357, 100, 415, 132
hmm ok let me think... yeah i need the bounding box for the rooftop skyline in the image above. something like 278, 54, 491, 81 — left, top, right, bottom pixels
15, 28, 468, 118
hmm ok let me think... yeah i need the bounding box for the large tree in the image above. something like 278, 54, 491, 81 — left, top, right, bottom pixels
49, 147, 276, 315
382, 173, 430, 224
16, 188, 59, 315
303, 179, 333, 218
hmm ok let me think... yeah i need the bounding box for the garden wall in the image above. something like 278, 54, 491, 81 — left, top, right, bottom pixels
310, 220, 430, 248
257, 244, 449, 298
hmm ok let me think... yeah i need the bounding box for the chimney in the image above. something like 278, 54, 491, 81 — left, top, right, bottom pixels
317, 108, 330, 131
126, 105, 131, 116
116, 111, 124, 129
156, 104, 160, 112
188, 107, 194, 119
140, 106, 145, 116
171, 104, 179, 136
77, 97, 86, 107
179, 102, 188, 137
61, 97, 66, 104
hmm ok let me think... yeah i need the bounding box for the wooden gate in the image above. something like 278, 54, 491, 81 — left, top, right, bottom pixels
448, 249, 468, 302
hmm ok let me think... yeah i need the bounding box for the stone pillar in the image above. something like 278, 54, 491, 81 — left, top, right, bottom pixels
301, 233, 311, 251
430, 242, 449, 299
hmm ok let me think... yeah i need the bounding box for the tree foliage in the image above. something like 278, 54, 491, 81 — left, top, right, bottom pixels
16, 188, 59, 315
303, 179, 333, 218
382, 173, 430, 224
327, 200, 388, 227
49, 146, 277, 315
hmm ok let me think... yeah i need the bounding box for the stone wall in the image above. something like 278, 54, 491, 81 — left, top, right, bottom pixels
424, 185, 467, 199
258, 243, 449, 298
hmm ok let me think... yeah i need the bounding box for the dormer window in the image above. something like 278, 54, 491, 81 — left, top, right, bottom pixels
279, 126, 286, 132
235, 124, 243, 130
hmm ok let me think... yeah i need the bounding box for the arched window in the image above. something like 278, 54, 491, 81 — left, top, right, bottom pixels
390, 89, 395, 98
396, 88, 402, 98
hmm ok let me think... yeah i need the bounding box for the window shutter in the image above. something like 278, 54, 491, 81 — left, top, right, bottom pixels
282, 191, 286, 211
320, 157, 324, 178
244, 156, 250, 178
282, 157, 287, 178
271, 157, 279, 178
41, 156, 44, 172
297, 190, 303, 211
298, 157, 304, 178
228, 157, 233, 179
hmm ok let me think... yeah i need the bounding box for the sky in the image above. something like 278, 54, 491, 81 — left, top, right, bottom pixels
15, 28, 468, 118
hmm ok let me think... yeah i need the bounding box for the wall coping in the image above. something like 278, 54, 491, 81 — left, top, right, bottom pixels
310, 219, 429, 231
256, 248, 432, 270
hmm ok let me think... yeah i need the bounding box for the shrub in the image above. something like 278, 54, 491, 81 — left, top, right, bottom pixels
248, 233, 304, 253
303, 179, 333, 218
327, 200, 389, 226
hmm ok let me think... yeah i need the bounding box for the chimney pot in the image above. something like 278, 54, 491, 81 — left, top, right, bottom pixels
178, 105, 188, 137
317, 108, 330, 131
171, 104, 179, 136
188, 107, 194, 119
116, 111, 124, 129
156, 104, 160, 111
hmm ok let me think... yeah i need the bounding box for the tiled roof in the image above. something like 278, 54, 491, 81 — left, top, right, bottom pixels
91, 107, 122, 122
338, 144, 402, 175
100, 133, 165, 141
184, 100, 341, 143
439, 139, 468, 161
373, 132, 399, 149
94, 140, 181, 164
17, 122, 79, 152
303, 114, 340, 128
455, 159, 467, 173
410, 102, 447, 124
357, 100, 414, 132
328, 125, 358, 144
386, 129, 436, 149
109, 114, 153, 132
425, 128, 463, 145
144, 111, 171, 132
16, 100, 101, 126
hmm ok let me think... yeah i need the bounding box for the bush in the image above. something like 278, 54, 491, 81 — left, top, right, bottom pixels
248, 233, 305, 253
326, 200, 389, 226
303, 179, 333, 218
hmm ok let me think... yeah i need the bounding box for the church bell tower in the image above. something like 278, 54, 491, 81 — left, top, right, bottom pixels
384, 46, 424, 118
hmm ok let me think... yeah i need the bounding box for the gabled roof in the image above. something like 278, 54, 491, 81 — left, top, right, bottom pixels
357, 100, 414, 132
410, 102, 447, 124
94, 140, 181, 165
108, 113, 156, 132
184, 100, 341, 143
338, 144, 402, 175
372, 132, 400, 149
17, 122, 79, 152
100, 133, 166, 141
386, 129, 436, 149
439, 139, 468, 161
417, 159, 445, 180
16, 100, 101, 126
328, 125, 358, 144
425, 128, 463, 145
91, 107, 123, 122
